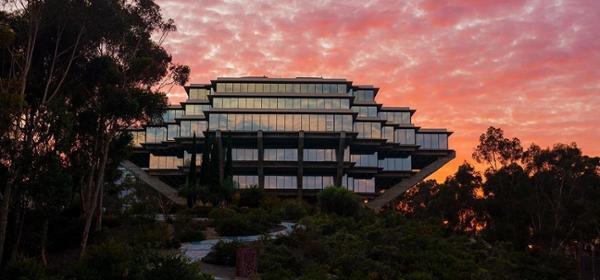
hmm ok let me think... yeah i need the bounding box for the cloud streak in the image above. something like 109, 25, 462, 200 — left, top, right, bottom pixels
157, 0, 600, 180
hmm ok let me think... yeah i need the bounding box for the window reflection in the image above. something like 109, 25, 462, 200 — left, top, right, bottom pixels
379, 156, 411, 171
343, 175, 375, 193
233, 175, 259, 188
415, 133, 448, 149
302, 176, 333, 189
149, 155, 182, 169
265, 176, 297, 189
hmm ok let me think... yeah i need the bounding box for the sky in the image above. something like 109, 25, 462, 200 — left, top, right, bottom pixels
155, 0, 600, 181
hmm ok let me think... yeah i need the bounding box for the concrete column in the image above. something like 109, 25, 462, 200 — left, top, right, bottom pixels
258, 130, 264, 187
216, 130, 224, 180
297, 131, 304, 198
335, 131, 346, 187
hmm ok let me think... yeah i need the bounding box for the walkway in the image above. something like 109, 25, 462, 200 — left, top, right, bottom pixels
180, 222, 295, 261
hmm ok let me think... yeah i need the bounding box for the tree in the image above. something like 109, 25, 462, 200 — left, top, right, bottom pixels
200, 136, 211, 189
187, 133, 198, 207
472, 126, 523, 171
522, 143, 600, 252
224, 131, 233, 179
210, 137, 221, 194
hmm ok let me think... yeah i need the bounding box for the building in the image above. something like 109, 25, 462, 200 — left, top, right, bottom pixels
126, 77, 455, 210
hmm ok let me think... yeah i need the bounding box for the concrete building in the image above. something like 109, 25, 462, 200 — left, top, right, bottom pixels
126, 77, 455, 210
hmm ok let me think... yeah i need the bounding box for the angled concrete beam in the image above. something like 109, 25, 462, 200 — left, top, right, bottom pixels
367, 150, 456, 212
121, 160, 187, 205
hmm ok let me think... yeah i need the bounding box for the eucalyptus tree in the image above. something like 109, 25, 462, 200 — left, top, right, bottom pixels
0, 0, 189, 262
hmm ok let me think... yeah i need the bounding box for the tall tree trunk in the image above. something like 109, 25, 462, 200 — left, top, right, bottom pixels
41, 218, 49, 266
0, 175, 16, 266
11, 207, 26, 262
94, 186, 103, 231
79, 131, 113, 258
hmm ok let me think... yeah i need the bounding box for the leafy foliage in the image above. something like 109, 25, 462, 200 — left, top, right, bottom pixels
317, 186, 362, 217
202, 240, 246, 266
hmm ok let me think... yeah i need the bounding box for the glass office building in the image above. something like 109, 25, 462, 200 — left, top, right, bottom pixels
127, 77, 453, 198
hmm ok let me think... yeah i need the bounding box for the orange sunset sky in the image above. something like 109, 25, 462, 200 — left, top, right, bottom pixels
155, 0, 600, 181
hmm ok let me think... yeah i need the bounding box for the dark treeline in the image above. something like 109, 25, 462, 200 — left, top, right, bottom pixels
397, 126, 600, 254
0, 0, 189, 266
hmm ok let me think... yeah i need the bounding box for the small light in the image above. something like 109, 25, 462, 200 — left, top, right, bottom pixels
528, 244, 533, 249
363, 199, 369, 204
443, 220, 448, 225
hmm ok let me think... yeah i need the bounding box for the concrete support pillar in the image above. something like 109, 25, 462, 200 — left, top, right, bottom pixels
335, 131, 346, 187
216, 130, 224, 180
297, 131, 304, 199
257, 130, 264, 187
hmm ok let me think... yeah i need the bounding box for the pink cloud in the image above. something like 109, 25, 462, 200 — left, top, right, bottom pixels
157, 0, 600, 180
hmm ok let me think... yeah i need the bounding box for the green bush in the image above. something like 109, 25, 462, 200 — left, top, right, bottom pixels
177, 229, 206, 243
280, 199, 309, 221
207, 208, 236, 220
65, 240, 214, 280
317, 186, 361, 217
125, 199, 158, 224
238, 184, 265, 208
202, 240, 246, 266
2, 256, 46, 280
260, 195, 282, 214
215, 209, 281, 236
130, 222, 172, 248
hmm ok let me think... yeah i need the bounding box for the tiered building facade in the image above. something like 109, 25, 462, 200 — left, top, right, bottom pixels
127, 77, 454, 203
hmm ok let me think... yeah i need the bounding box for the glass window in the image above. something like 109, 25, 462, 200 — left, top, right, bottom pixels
341, 99, 349, 108
248, 83, 255, 92
284, 115, 293, 131
334, 115, 342, 131
293, 84, 300, 93
318, 115, 325, 131
216, 83, 224, 92
309, 98, 317, 109
416, 134, 424, 147
439, 134, 448, 149
329, 84, 337, 94
316, 84, 323, 93
308, 84, 316, 93
323, 84, 331, 93
233, 83, 240, 92
324, 99, 332, 109
301, 99, 309, 109
286, 84, 293, 93
317, 98, 325, 109
325, 115, 333, 131
277, 98, 285, 109
268, 114, 276, 131
302, 114, 309, 130
338, 84, 346, 94
285, 98, 293, 109
254, 98, 261, 109
255, 83, 263, 93
343, 115, 352, 131
257, 114, 266, 131
293, 98, 301, 109
225, 83, 232, 92
293, 114, 301, 131
278, 84, 285, 93
276, 114, 284, 131
332, 99, 340, 109
300, 84, 308, 93
270, 84, 278, 93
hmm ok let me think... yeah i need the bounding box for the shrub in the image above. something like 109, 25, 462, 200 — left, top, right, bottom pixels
130, 222, 172, 248
260, 195, 282, 214
177, 229, 207, 243
238, 184, 266, 208
207, 208, 236, 220
215, 209, 281, 236
145, 252, 215, 280
2, 256, 46, 280
125, 199, 158, 224
202, 240, 246, 266
317, 186, 361, 217
280, 199, 309, 221
65, 240, 214, 280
